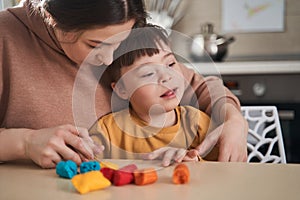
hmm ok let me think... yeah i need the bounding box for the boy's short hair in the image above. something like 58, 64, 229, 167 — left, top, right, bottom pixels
103, 24, 170, 85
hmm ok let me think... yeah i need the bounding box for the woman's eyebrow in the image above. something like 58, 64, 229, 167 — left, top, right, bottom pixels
89, 39, 110, 46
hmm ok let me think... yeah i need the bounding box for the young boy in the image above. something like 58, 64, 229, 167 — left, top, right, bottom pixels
90, 24, 218, 166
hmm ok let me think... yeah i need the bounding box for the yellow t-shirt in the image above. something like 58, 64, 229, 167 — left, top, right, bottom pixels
90, 106, 217, 160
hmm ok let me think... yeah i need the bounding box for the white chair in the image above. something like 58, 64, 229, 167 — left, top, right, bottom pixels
241, 106, 286, 163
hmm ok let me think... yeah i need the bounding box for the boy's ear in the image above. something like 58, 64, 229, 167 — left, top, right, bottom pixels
111, 82, 129, 100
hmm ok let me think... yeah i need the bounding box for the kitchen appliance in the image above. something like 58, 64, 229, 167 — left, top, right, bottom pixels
189, 23, 235, 62
222, 73, 300, 163
143, 0, 187, 30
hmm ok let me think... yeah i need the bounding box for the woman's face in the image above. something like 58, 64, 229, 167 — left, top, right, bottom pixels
58, 19, 135, 66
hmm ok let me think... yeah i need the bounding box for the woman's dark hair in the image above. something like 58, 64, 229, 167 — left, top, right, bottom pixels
36, 0, 147, 31
103, 24, 170, 84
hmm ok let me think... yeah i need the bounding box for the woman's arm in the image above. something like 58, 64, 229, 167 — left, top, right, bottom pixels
179, 63, 248, 162
196, 103, 248, 161
0, 125, 101, 168
0, 128, 30, 161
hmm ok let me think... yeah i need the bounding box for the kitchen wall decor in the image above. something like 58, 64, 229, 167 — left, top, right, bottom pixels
222, 0, 285, 33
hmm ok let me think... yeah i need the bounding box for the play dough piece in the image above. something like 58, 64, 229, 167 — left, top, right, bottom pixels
80, 161, 100, 174
133, 168, 158, 186
100, 161, 119, 170
172, 163, 190, 184
113, 170, 133, 186
100, 167, 116, 182
56, 160, 77, 179
113, 164, 138, 186
71, 171, 111, 194
119, 164, 138, 172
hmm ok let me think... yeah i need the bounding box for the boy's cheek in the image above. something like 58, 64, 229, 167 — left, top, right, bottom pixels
125, 80, 158, 94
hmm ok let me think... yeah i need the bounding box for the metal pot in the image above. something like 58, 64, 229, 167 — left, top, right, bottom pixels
189, 23, 235, 62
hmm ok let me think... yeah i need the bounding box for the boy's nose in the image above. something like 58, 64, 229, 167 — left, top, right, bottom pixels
159, 71, 172, 84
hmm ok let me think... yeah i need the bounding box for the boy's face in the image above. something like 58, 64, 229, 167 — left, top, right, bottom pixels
113, 45, 186, 115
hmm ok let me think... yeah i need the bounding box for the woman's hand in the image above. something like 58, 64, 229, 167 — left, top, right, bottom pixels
196, 104, 248, 162
24, 125, 103, 168
144, 147, 198, 167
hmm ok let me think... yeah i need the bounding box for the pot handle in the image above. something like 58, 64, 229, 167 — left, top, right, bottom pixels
225, 36, 235, 44
216, 36, 235, 46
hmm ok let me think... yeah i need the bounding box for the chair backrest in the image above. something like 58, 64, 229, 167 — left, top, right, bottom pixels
241, 106, 286, 163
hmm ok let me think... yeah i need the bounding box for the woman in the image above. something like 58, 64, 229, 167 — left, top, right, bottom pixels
0, 0, 247, 168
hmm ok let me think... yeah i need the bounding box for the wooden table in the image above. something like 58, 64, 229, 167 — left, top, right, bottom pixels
1, 159, 300, 200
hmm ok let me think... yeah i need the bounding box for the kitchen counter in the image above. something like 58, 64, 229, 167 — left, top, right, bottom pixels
184, 60, 300, 75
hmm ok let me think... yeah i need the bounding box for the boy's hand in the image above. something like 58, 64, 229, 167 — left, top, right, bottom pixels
144, 147, 198, 167
183, 149, 199, 161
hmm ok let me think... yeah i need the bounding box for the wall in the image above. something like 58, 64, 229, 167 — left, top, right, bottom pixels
3, 0, 299, 61
2, 0, 16, 9
171, 0, 300, 61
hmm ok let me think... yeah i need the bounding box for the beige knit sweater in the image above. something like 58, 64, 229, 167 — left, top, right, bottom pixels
0, 0, 240, 133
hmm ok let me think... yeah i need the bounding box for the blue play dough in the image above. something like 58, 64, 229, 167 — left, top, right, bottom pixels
56, 160, 78, 179
80, 161, 101, 173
